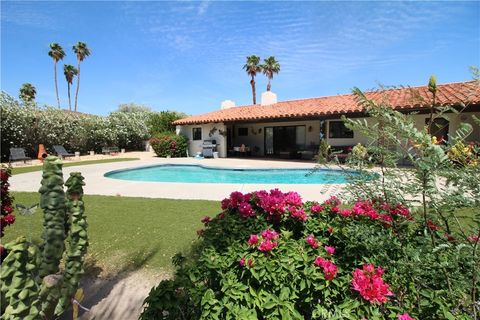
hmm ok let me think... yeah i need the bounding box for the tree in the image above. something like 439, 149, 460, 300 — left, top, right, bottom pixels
243, 55, 261, 104
148, 111, 188, 136
48, 43, 66, 108
72, 42, 91, 112
19, 83, 36, 105
63, 64, 78, 111
117, 103, 152, 113
260, 56, 280, 91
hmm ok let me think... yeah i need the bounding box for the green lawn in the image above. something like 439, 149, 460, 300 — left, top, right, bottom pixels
10, 158, 140, 175
3, 192, 219, 276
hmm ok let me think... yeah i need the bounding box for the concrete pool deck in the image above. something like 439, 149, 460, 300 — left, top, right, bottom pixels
10, 155, 348, 201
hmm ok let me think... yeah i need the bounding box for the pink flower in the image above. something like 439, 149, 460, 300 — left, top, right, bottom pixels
351, 264, 393, 304
248, 258, 254, 266
324, 196, 341, 207
314, 257, 338, 281
467, 235, 479, 243
352, 200, 379, 220
201, 216, 211, 224
248, 234, 259, 246
331, 206, 340, 214
221, 198, 230, 210
238, 202, 255, 218
289, 207, 308, 221
340, 208, 352, 217
261, 229, 279, 240
285, 192, 303, 207
239, 257, 245, 266
426, 220, 439, 231
398, 313, 415, 320
310, 204, 324, 213
306, 235, 319, 249
258, 239, 278, 252
324, 246, 335, 255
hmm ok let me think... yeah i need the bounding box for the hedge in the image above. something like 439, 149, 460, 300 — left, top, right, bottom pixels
150, 133, 188, 158
0, 92, 151, 161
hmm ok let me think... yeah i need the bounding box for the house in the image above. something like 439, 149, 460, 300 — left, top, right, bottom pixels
173, 81, 480, 159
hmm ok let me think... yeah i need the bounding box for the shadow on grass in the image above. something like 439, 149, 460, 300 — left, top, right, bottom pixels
59, 247, 162, 320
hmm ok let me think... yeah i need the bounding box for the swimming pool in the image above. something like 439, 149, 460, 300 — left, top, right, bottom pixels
104, 164, 357, 184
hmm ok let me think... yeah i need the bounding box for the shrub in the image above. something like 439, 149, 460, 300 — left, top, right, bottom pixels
150, 133, 188, 157
0, 92, 152, 160
141, 190, 477, 320
0, 166, 14, 239
148, 111, 187, 136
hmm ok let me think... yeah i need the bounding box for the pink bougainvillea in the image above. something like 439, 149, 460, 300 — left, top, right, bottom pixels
1, 167, 15, 238
201, 216, 211, 225
310, 204, 324, 213
261, 229, 279, 240
314, 257, 338, 280
248, 234, 259, 246
468, 235, 480, 243
306, 235, 319, 249
324, 245, 335, 255
398, 313, 415, 320
289, 206, 308, 221
258, 239, 278, 252
239, 257, 245, 266
351, 264, 393, 304
248, 229, 280, 253
238, 202, 255, 218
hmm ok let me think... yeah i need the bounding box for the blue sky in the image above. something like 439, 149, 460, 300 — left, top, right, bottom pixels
1, 1, 479, 116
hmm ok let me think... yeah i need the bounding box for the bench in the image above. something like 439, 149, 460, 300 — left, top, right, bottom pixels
102, 147, 119, 155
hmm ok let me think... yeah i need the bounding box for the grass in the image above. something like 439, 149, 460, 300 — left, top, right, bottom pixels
10, 158, 140, 175
3, 192, 219, 275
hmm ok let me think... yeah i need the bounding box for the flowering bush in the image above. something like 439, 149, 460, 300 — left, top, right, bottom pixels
0, 166, 14, 238
0, 92, 153, 160
150, 133, 188, 158
141, 189, 477, 320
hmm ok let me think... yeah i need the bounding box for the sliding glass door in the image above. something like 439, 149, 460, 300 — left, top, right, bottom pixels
264, 125, 306, 156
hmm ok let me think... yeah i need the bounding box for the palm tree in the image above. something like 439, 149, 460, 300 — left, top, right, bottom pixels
243, 55, 261, 104
63, 64, 78, 111
260, 56, 280, 91
72, 42, 91, 112
19, 83, 37, 105
48, 43, 66, 108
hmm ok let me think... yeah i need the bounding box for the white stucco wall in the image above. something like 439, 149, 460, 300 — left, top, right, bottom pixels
176, 111, 479, 158
177, 123, 227, 157
326, 112, 480, 147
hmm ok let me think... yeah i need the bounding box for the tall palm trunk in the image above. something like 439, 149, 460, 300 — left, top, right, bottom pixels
250, 75, 256, 104
74, 59, 81, 112
54, 62, 60, 108
267, 78, 271, 91
67, 82, 72, 111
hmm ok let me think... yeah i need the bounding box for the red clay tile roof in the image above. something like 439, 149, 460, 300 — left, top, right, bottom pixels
174, 81, 480, 125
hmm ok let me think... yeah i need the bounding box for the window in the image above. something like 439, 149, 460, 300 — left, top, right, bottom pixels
328, 121, 353, 139
238, 127, 248, 136
426, 118, 449, 142
192, 127, 202, 140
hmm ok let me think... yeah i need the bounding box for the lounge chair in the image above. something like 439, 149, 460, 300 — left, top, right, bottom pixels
9, 148, 32, 163
53, 145, 75, 159
102, 146, 119, 155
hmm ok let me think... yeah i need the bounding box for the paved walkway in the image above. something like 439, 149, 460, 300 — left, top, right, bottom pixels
10, 153, 346, 201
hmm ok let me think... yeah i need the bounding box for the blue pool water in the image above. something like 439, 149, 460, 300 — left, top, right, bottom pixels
104, 164, 357, 184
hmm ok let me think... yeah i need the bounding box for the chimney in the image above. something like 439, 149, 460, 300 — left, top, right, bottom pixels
221, 100, 235, 109
261, 91, 277, 106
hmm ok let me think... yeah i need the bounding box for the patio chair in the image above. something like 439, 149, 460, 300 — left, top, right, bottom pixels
9, 148, 32, 163
53, 145, 75, 159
